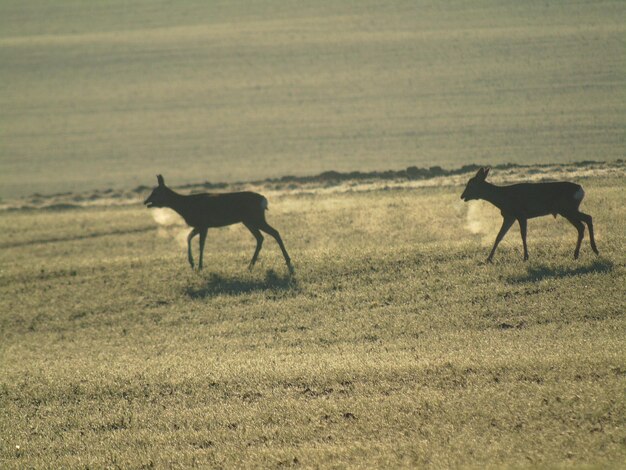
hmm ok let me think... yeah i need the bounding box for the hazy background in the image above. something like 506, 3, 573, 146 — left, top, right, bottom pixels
1, 0, 624, 197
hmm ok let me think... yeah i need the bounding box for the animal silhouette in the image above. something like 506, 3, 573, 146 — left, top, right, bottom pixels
145, 175, 293, 272
461, 168, 599, 262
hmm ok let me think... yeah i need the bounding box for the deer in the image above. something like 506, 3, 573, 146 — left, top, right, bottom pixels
144, 175, 294, 273
460, 167, 599, 262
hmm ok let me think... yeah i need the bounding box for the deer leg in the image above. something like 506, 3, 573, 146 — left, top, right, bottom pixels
187, 227, 199, 268
258, 222, 294, 273
487, 216, 515, 263
244, 223, 264, 270
563, 214, 585, 259
518, 218, 529, 261
578, 212, 599, 255
198, 228, 208, 270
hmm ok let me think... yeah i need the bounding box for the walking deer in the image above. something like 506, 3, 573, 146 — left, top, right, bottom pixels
461, 168, 599, 262
144, 175, 293, 273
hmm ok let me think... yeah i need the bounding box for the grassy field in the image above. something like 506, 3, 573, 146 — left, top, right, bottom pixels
1, 167, 624, 468
1, 0, 625, 467
1, 0, 625, 197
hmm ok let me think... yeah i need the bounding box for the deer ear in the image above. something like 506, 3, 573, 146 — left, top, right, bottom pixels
157, 174, 164, 186
475, 167, 490, 180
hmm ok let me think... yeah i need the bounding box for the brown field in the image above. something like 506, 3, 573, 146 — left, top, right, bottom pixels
1, 164, 625, 468
1, 0, 624, 197
1, 1, 625, 468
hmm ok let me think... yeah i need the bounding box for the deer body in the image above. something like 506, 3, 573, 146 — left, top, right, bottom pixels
476, 181, 582, 219
145, 175, 293, 272
164, 191, 268, 228
461, 168, 599, 262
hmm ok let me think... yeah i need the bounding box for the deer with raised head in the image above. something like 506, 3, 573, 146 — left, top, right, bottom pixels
461, 168, 599, 262
144, 175, 293, 273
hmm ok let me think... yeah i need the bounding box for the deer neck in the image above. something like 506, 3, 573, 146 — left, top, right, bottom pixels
480, 182, 509, 211
164, 189, 193, 219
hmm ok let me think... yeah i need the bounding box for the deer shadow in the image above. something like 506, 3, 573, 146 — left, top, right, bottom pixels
185, 269, 298, 299
506, 258, 614, 284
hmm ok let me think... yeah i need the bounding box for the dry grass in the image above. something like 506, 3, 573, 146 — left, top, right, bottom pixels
1, 172, 624, 468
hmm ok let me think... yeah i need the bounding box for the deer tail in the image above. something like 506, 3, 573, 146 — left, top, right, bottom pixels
261, 197, 269, 211
573, 186, 585, 202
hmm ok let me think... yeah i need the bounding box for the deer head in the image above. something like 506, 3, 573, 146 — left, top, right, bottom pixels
144, 174, 170, 208
461, 167, 490, 201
